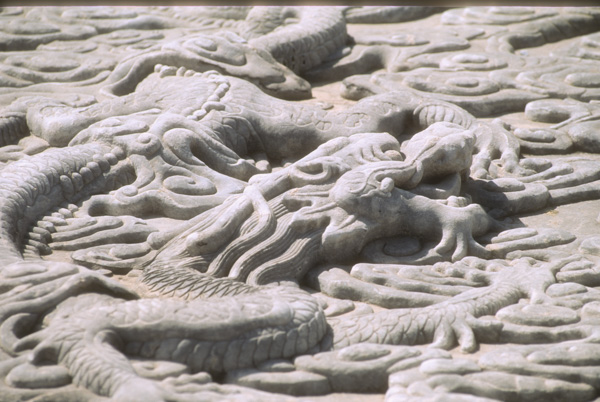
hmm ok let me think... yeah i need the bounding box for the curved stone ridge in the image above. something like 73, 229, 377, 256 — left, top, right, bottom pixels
2, 6, 600, 402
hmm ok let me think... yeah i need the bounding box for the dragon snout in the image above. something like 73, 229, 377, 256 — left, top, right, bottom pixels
264, 74, 312, 100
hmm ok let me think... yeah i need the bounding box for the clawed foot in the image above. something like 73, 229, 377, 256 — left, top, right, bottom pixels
430, 311, 503, 353
430, 203, 497, 263
471, 121, 531, 179
434, 206, 491, 262
342, 132, 404, 165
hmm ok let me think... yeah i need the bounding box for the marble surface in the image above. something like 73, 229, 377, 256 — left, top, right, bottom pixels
1, 6, 600, 401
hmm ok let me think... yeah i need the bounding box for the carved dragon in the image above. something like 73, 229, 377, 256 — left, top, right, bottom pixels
2, 7, 600, 401
0, 110, 554, 400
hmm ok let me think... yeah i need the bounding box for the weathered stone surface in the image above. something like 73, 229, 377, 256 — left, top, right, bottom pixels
294, 344, 444, 393
496, 303, 580, 327
2, 5, 600, 402
225, 362, 331, 396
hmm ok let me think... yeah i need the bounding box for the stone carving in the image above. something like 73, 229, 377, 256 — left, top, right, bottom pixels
2, 6, 600, 402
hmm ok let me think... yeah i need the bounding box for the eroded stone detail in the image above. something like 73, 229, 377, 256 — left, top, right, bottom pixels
2, 6, 600, 402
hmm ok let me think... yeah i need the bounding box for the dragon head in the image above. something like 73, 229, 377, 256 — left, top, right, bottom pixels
103, 31, 312, 101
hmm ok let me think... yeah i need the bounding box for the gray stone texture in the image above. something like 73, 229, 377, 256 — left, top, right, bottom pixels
1, 5, 600, 402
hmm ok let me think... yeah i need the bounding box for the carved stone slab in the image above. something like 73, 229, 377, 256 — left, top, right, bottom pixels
2, 6, 600, 402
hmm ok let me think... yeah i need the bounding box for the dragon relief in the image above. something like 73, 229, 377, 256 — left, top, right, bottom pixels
0, 124, 504, 400
2, 5, 600, 402
0, 95, 572, 400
